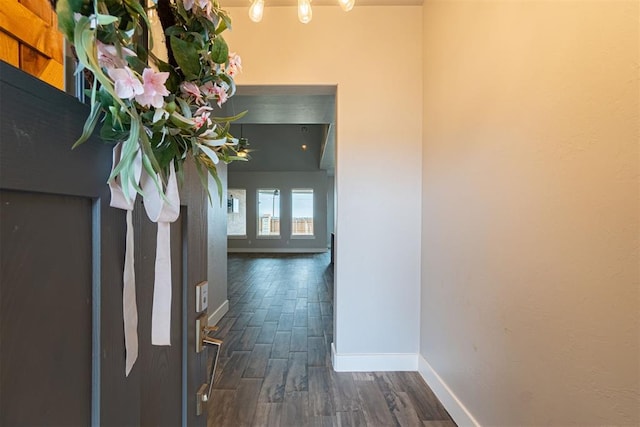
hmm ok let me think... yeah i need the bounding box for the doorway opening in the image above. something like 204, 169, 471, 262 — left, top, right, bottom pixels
211, 84, 338, 357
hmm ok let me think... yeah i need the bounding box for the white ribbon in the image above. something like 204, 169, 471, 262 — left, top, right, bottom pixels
141, 161, 180, 346
108, 143, 142, 377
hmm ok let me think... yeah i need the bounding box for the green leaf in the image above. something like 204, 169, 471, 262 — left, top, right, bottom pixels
206, 162, 223, 204
73, 17, 129, 114
198, 144, 221, 166
137, 122, 162, 174
218, 10, 232, 33
224, 155, 249, 162
175, 97, 192, 118
215, 17, 228, 35
169, 112, 195, 130
72, 100, 103, 148
211, 110, 247, 123
122, 0, 151, 29
200, 136, 227, 146
210, 36, 228, 64
193, 159, 213, 204
55, 0, 77, 40
96, 13, 118, 25
109, 120, 139, 182
126, 54, 147, 74
171, 36, 201, 79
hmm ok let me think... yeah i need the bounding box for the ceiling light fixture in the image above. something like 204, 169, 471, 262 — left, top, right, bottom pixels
248, 0, 354, 24
248, 0, 265, 22
297, 0, 312, 23
337, 0, 354, 11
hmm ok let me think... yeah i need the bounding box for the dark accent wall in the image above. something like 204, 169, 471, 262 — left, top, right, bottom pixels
0, 62, 208, 427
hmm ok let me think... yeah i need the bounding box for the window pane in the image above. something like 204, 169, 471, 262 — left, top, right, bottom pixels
227, 189, 246, 236
258, 189, 280, 236
292, 189, 314, 236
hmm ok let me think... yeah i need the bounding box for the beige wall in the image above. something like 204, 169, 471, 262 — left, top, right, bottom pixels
421, 1, 640, 425
224, 6, 423, 358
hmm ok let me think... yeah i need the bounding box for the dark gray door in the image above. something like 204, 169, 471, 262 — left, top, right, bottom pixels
0, 62, 207, 426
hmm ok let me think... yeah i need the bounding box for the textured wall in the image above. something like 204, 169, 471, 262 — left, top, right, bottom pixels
225, 6, 423, 356
421, 1, 640, 425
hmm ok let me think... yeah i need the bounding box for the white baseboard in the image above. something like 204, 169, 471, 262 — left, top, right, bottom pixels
331, 343, 419, 372
228, 248, 328, 254
207, 299, 229, 326
418, 356, 481, 427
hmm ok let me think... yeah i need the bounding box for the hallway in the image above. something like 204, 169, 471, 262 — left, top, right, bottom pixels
207, 254, 455, 426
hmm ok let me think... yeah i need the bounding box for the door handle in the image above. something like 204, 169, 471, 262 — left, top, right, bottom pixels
196, 319, 223, 416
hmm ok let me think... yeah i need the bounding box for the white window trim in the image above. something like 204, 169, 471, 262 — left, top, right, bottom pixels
291, 235, 316, 240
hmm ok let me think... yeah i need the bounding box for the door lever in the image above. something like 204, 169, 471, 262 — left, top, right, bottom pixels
196, 317, 223, 416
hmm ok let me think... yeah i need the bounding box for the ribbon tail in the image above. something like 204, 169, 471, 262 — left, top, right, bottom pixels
151, 221, 172, 346
123, 210, 139, 376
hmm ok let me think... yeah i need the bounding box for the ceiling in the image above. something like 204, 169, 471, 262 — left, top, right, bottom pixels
221, 85, 336, 174
228, 124, 327, 172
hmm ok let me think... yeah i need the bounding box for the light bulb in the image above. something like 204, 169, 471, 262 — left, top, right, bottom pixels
338, 0, 354, 12
248, 0, 264, 22
298, 0, 312, 24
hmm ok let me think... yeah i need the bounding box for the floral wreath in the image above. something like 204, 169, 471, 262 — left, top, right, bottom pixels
54, 0, 248, 375
56, 0, 248, 201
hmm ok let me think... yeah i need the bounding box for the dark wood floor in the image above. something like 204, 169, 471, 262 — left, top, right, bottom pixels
207, 253, 456, 427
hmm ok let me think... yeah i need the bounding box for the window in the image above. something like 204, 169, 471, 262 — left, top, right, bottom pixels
291, 189, 314, 236
227, 189, 246, 237
257, 189, 280, 237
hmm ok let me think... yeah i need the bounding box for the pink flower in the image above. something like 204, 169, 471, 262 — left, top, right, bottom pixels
183, 0, 214, 21
97, 41, 136, 69
107, 67, 143, 100
194, 106, 213, 130
200, 81, 216, 98
180, 81, 203, 105
194, 111, 211, 130
198, 0, 214, 20
135, 68, 170, 108
195, 105, 213, 116
201, 81, 229, 106
212, 84, 228, 107
184, 0, 209, 13
226, 52, 242, 76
